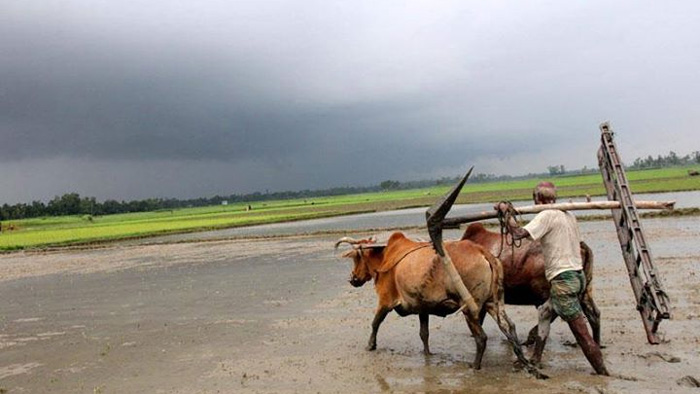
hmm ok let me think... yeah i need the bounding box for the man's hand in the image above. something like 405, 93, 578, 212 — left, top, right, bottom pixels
494, 201, 510, 213
494, 200, 531, 241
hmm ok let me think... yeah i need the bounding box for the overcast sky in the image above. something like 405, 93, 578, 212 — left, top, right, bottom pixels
2, 1, 699, 204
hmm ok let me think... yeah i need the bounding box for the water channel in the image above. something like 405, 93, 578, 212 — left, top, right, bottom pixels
135, 190, 700, 244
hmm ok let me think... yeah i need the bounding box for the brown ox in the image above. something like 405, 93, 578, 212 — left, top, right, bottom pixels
461, 222, 600, 362
336, 232, 536, 372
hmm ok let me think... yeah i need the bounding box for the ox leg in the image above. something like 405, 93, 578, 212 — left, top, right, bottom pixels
419, 313, 431, 355
486, 305, 522, 358
469, 308, 487, 339
581, 294, 602, 346
367, 306, 391, 351
531, 301, 553, 365
478, 307, 487, 326
486, 304, 548, 379
464, 312, 487, 370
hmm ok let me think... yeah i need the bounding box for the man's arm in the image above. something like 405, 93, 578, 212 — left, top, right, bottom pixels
506, 215, 531, 240
495, 202, 532, 241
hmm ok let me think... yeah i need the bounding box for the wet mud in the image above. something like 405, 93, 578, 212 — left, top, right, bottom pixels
0, 217, 698, 393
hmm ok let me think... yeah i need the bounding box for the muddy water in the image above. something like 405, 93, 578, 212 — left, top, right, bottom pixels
0, 217, 699, 393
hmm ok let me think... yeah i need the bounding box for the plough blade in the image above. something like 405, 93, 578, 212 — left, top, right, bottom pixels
426, 167, 473, 256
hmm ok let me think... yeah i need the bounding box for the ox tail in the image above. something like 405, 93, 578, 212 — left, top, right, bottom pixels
483, 249, 505, 320
580, 241, 594, 299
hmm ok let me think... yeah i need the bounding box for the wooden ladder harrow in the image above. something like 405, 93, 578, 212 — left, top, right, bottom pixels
597, 122, 671, 344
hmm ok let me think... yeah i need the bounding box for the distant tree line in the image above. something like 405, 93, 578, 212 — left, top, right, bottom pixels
0, 188, 385, 221
628, 151, 700, 170
1, 150, 698, 221
547, 165, 566, 176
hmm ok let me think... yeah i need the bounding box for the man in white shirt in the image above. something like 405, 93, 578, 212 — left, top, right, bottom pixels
496, 181, 609, 376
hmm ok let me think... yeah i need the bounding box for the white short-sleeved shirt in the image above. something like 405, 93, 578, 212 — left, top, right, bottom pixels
523, 209, 583, 281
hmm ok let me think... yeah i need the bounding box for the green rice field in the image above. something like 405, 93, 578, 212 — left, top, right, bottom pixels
1, 166, 698, 251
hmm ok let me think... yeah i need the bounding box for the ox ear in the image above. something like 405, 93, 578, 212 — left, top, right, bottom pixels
341, 249, 358, 259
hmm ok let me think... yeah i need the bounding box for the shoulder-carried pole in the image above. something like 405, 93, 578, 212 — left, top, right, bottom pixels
442, 200, 674, 228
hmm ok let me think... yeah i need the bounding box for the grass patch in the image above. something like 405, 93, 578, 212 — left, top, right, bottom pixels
1, 166, 698, 250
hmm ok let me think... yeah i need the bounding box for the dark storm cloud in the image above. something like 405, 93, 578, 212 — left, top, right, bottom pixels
1, 1, 699, 203
0, 15, 297, 161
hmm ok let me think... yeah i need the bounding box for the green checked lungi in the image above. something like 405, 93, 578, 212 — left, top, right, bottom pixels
550, 269, 586, 321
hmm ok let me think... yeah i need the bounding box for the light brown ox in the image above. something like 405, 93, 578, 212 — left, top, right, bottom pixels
335, 232, 534, 371
461, 222, 600, 363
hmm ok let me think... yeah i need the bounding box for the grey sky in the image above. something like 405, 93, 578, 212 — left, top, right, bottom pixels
2, 1, 699, 204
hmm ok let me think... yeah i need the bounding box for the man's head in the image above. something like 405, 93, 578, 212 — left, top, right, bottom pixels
533, 181, 556, 204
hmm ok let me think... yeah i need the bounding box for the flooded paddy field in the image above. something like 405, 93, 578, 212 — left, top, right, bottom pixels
0, 216, 698, 393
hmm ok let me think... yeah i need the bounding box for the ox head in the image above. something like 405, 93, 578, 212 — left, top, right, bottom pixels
335, 236, 385, 287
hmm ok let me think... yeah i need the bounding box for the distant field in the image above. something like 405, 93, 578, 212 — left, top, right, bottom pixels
1, 166, 698, 250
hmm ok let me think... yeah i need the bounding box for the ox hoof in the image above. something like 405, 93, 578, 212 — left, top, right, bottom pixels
365, 344, 377, 351
529, 358, 543, 368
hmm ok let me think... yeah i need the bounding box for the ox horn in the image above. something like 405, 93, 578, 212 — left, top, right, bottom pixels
334, 236, 362, 249
335, 236, 377, 250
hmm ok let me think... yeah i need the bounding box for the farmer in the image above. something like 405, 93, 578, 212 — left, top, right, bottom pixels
495, 181, 609, 376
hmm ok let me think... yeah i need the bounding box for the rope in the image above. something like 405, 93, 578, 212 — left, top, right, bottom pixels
495, 200, 522, 258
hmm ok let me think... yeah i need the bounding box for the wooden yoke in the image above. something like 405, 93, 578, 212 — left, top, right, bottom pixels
426, 167, 480, 318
